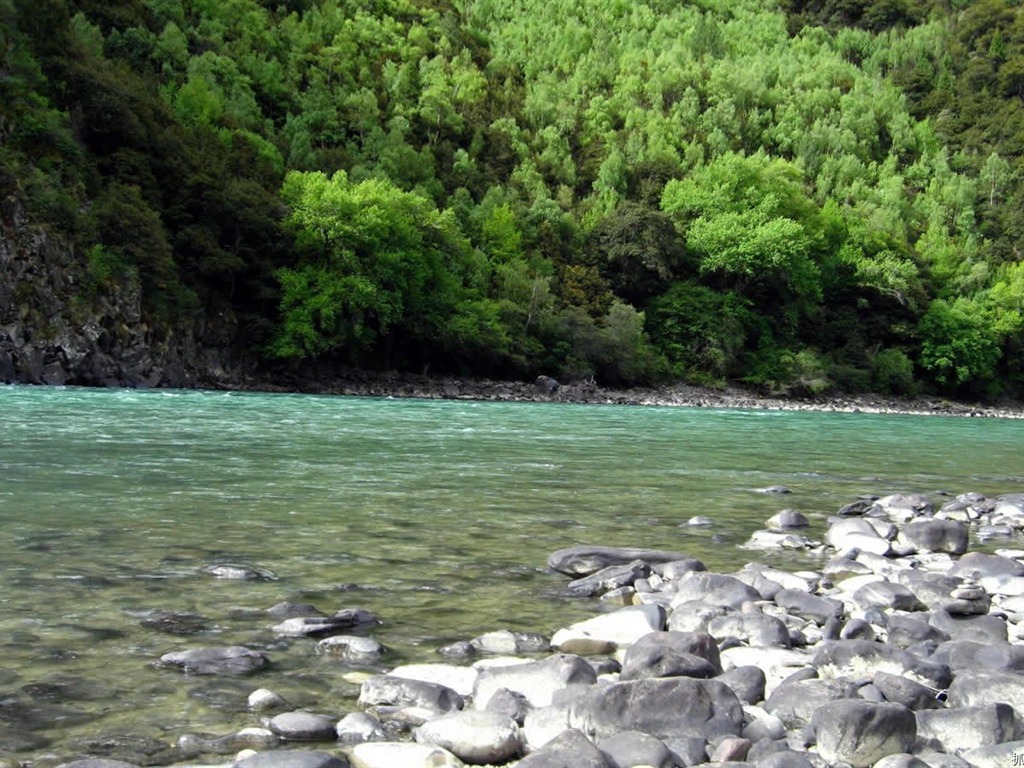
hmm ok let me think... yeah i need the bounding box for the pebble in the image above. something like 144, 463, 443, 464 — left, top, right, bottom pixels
103, 489, 1024, 768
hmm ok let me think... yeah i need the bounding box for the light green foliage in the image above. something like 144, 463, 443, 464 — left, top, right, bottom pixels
661, 152, 822, 304
918, 298, 1002, 394
7, 0, 1024, 394
271, 170, 471, 361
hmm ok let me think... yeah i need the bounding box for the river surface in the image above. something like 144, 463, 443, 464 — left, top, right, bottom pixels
1, 385, 1022, 760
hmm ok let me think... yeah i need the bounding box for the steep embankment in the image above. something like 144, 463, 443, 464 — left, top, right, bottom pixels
0, 197, 241, 387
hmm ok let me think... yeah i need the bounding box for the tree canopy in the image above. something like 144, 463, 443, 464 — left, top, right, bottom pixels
3, 0, 1024, 397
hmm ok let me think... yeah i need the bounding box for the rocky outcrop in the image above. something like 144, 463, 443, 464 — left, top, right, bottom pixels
0, 199, 245, 388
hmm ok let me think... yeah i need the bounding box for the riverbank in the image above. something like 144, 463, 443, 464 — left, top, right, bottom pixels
243, 370, 1024, 420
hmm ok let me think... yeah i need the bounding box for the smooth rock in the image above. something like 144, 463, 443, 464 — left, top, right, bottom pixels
960, 740, 1024, 768
358, 674, 462, 714
548, 547, 694, 576
234, 751, 348, 768
473, 654, 596, 709
315, 636, 383, 663
349, 742, 464, 768
202, 564, 274, 580
812, 640, 951, 689
718, 666, 766, 705
389, 663, 479, 698
269, 712, 338, 742
915, 703, 1017, 753
667, 600, 731, 634
485, 687, 532, 724
248, 688, 289, 712
850, 581, 925, 613
599, 730, 675, 768
929, 607, 1008, 643
159, 646, 269, 676
273, 609, 379, 638
619, 631, 722, 681
766, 510, 810, 531
568, 677, 743, 741
708, 612, 791, 648
470, 630, 549, 655
514, 728, 611, 768
764, 677, 858, 729
947, 669, 1024, 719
812, 700, 916, 768
336, 711, 386, 744
950, 552, 1024, 580
415, 710, 522, 765
565, 560, 651, 598
671, 572, 762, 610
898, 519, 968, 555
774, 589, 842, 625
551, 605, 665, 653
871, 672, 942, 711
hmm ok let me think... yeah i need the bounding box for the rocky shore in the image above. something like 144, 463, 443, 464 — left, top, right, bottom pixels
47, 489, 1024, 768
246, 370, 1024, 420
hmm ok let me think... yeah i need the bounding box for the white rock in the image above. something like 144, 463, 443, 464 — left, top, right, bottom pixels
415, 710, 522, 765
720, 646, 812, 698
388, 664, 479, 698
350, 742, 464, 768
550, 604, 664, 652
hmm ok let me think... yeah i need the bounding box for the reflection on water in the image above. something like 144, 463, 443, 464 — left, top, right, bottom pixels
0, 385, 1022, 759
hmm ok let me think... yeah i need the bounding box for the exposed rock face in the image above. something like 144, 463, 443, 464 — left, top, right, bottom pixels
0, 200, 243, 387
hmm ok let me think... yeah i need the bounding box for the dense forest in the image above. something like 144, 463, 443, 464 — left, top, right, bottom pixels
2, 0, 1023, 397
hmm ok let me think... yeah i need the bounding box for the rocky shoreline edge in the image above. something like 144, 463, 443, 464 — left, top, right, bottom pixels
241, 371, 1024, 420
47, 489, 1024, 768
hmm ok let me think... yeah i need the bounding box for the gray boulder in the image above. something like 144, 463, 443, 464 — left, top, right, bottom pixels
898, 519, 968, 555
812, 640, 951, 689
717, 666, 766, 705
565, 560, 651, 598
550, 605, 666, 653
515, 728, 611, 768
315, 635, 383, 663
336, 711, 386, 744
708, 612, 791, 648
159, 646, 269, 676
766, 510, 810, 531
947, 669, 1024, 719
667, 600, 731, 633
269, 712, 338, 742
598, 730, 675, 768
774, 589, 842, 625
850, 581, 925, 613
234, 752, 348, 768
415, 710, 522, 765
764, 677, 858, 729
358, 674, 463, 714
929, 608, 1008, 643
273, 608, 379, 638
915, 703, 1018, 753
619, 631, 722, 681
871, 672, 943, 711
470, 630, 548, 655
950, 552, 1024, 580
671, 572, 762, 610
961, 740, 1024, 768
548, 546, 694, 576
812, 700, 916, 768
473, 654, 596, 710
568, 677, 743, 741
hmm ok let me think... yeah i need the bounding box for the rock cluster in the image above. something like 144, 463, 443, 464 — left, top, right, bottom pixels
56, 490, 1024, 768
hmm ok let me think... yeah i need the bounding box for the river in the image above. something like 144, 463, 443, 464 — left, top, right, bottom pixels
0, 385, 1021, 758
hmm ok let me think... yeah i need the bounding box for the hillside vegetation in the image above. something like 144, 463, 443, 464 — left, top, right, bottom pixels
3, 0, 1023, 397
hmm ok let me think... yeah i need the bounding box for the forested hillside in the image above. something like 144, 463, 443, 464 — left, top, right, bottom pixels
2, 0, 1022, 397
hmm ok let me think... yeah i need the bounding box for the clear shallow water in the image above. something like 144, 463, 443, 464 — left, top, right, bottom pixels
0, 385, 1022, 759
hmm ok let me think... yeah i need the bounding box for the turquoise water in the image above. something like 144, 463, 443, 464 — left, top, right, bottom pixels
0, 385, 1022, 759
